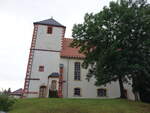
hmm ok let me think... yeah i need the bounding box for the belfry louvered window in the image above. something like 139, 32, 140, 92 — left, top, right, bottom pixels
47, 26, 53, 34
74, 62, 81, 80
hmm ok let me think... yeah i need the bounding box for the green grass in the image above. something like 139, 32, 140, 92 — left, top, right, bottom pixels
10, 98, 150, 113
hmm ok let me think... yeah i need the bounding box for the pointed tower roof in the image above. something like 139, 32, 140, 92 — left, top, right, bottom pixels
34, 18, 65, 27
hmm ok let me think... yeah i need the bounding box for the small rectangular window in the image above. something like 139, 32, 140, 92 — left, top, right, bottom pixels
39, 66, 44, 72
74, 62, 81, 80
47, 26, 53, 34
74, 88, 81, 96
97, 89, 107, 97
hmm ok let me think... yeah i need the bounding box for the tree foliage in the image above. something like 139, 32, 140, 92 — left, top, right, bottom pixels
71, 0, 150, 101
0, 94, 15, 111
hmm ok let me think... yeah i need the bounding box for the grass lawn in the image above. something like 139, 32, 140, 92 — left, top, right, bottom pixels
10, 98, 150, 113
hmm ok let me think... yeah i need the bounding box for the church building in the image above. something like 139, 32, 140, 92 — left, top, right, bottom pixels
23, 18, 135, 100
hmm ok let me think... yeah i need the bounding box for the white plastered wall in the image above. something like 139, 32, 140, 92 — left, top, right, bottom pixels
35, 25, 64, 51
28, 51, 60, 98
27, 24, 64, 98
60, 58, 135, 100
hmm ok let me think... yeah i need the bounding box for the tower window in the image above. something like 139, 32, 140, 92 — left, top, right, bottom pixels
47, 26, 53, 34
39, 66, 44, 72
74, 62, 81, 80
97, 88, 107, 97
74, 88, 81, 96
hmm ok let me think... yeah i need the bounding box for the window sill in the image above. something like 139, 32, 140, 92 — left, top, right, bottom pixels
74, 80, 82, 81
97, 96, 107, 97
74, 95, 82, 97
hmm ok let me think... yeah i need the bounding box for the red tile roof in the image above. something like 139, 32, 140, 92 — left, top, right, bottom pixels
61, 38, 85, 59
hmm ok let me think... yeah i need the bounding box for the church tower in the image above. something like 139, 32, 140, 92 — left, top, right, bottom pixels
23, 18, 66, 98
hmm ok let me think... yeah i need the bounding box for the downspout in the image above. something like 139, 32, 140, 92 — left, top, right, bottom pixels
67, 59, 69, 97
46, 77, 50, 98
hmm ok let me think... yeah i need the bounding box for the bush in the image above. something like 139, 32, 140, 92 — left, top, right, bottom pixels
0, 94, 15, 112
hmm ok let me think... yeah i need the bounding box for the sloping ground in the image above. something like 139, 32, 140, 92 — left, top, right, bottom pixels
10, 98, 150, 113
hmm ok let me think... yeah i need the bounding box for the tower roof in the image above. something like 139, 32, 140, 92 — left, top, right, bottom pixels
34, 18, 65, 27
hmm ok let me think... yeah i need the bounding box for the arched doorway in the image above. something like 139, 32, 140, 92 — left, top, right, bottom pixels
39, 86, 46, 98
51, 80, 57, 90
49, 80, 58, 97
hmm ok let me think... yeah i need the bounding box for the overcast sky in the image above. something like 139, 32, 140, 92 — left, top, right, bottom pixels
0, 0, 118, 91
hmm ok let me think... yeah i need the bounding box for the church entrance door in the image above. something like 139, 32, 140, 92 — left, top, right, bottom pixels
49, 80, 58, 98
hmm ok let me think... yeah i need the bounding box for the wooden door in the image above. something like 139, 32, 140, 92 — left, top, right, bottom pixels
39, 86, 46, 98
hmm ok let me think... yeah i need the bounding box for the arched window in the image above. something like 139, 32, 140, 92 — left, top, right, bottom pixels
51, 80, 57, 91
74, 88, 81, 96
74, 62, 81, 80
97, 88, 107, 97
39, 86, 46, 98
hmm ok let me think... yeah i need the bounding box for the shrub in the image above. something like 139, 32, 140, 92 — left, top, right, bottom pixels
0, 94, 15, 112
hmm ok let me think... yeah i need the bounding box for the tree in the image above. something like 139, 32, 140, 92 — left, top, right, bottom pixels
0, 88, 15, 112
0, 88, 12, 96
7, 88, 11, 96
71, 0, 150, 100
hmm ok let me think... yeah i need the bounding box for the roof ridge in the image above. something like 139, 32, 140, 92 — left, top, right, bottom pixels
34, 18, 65, 27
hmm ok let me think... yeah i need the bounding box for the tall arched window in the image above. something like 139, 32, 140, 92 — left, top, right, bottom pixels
39, 86, 46, 98
74, 62, 81, 80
